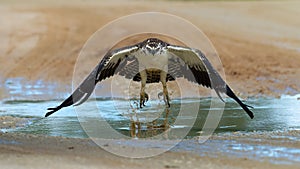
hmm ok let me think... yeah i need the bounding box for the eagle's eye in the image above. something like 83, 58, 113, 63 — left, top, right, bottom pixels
151, 43, 159, 48
146, 43, 156, 48
144, 42, 161, 55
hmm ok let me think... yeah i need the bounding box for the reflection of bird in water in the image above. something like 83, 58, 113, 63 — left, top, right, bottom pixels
46, 38, 254, 119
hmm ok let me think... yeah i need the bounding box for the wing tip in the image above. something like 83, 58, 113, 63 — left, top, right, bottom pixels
45, 107, 61, 117
243, 104, 254, 119
225, 85, 254, 119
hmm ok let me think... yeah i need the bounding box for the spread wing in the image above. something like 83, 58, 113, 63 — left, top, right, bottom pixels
45, 45, 139, 117
167, 45, 254, 119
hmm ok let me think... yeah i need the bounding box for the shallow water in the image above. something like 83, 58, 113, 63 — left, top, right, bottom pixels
1, 78, 300, 164
1, 96, 300, 163
1, 96, 300, 138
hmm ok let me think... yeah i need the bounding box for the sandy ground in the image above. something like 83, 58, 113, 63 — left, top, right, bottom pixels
0, 0, 299, 97
1, 131, 299, 169
0, 0, 300, 168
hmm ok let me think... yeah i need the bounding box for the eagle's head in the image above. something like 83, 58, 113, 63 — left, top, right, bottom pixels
141, 38, 167, 56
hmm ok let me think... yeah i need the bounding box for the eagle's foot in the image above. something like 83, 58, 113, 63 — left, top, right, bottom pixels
166, 101, 170, 108
164, 96, 170, 108
163, 90, 170, 108
140, 92, 149, 108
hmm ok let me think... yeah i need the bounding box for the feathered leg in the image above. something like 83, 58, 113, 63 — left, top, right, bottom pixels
140, 70, 148, 108
160, 71, 170, 107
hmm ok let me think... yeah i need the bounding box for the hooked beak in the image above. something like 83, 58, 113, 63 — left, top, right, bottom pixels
148, 48, 159, 55
150, 50, 156, 55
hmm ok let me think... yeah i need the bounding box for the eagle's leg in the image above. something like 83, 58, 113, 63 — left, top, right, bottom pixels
140, 70, 148, 108
160, 71, 170, 107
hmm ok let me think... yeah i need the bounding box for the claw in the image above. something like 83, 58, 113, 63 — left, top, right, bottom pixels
162, 86, 170, 108
163, 94, 170, 108
143, 93, 149, 106
140, 92, 149, 108
167, 101, 170, 108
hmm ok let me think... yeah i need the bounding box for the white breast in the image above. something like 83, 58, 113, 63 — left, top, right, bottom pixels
136, 50, 168, 72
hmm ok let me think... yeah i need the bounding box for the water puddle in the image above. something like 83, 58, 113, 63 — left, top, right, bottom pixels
1, 95, 300, 138
173, 138, 300, 165
1, 78, 300, 164
1, 77, 69, 101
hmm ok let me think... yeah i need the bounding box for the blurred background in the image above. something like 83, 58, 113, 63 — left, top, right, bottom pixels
0, 0, 300, 167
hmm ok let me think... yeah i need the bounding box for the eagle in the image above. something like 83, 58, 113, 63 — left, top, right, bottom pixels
45, 38, 254, 119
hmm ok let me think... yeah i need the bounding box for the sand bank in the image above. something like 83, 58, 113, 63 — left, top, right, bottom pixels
0, 0, 299, 97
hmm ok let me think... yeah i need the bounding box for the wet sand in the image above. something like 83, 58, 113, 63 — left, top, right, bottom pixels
1, 131, 300, 169
1, 0, 300, 168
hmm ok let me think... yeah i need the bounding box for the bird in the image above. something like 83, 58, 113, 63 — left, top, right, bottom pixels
45, 38, 254, 119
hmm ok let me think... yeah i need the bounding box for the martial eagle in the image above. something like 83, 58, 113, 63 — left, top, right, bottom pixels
46, 38, 254, 119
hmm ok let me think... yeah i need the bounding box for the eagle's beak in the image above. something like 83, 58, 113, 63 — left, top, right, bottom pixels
151, 50, 156, 55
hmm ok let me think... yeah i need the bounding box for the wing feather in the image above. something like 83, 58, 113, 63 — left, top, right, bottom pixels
45, 45, 139, 117
167, 45, 254, 119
